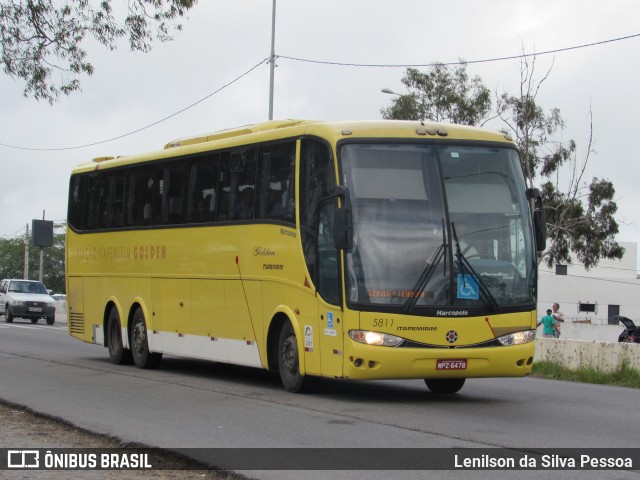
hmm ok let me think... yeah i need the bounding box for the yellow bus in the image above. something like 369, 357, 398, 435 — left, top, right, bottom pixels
66, 119, 546, 394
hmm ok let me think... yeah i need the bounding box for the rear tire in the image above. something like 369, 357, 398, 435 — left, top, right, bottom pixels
107, 307, 132, 365
425, 378, 466, 394
278, 321, 315, 393
130, 308, 162, 369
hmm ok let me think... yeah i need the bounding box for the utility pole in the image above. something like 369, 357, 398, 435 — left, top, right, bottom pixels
39, 210, 45, 282
268, 0, 276, 120
24, 223, 29, 279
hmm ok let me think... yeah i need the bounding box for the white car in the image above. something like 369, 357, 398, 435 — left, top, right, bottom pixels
0, 279, 56, 325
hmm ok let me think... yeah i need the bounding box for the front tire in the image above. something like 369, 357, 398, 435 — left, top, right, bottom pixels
278, 321, 314, 393
425, 378, 466, 394
5, 306, 13, 323
130, 308, 162, 369
31, 318, 38, 324
107, 307, 132, 365
46, 315, 55, 326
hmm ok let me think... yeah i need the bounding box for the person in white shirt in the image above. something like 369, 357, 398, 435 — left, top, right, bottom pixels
552, 302, 564, 338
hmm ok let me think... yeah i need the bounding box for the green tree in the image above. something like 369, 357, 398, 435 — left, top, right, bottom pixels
39, 227, 66, 294
0, 236, 24, 280
381, 63, 491, 126
381, 58, 623, 269
495, 55, 623, 268
0, 0, 197, 104
0, 224, 66, 293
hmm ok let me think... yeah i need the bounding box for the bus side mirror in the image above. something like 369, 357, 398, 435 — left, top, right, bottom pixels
334, 207, 353, 250
333, 185, 353, 250
533, 208, 547, 251
527, 188, 547, 252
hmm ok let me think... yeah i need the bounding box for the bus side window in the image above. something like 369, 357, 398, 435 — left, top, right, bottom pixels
124, 171, 136, 227
230, 149, 257, 221
168, 162, 187, 224
68, 175, 85, 230
125, 168, 153, 228
97, 170, 126, 229
139, 170, 155, 226
84, 174, 99, 230
217, 152, 231, 221
256, 142, 296, 223
187, 153, 219, 223
299, 138, 336, 284
110, 171, 126, 228
317, 198, 341, 305
154, 162, 187, 225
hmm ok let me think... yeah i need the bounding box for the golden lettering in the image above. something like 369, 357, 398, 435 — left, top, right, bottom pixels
76, 244, 166, 262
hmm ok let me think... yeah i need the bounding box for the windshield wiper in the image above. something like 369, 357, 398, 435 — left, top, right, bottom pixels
451, 222, 500, 312
402, 219, 447, 313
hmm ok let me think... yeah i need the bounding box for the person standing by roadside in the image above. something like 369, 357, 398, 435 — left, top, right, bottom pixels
537, 309, 558, 338
552, 303, 564, 338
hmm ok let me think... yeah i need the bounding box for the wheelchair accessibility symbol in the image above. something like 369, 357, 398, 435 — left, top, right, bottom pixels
457, 274, 479, 300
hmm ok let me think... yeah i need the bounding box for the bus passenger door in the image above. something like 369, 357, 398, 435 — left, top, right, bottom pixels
316, 199, 344, 377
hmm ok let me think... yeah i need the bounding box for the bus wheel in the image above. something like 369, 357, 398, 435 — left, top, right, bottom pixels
130, 308, 162, 369
278, 322, 313, 393
424, 378, 466, 394
107, 307, 132, 365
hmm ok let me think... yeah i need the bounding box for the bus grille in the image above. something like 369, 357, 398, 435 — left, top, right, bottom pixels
69, 313, 85, 335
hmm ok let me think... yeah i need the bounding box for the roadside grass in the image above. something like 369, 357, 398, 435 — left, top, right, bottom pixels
532, 360, 640, 388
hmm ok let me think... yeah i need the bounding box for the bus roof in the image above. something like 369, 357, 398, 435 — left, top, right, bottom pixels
163, 119, 312, 149
164, 119, 513, 149
76, 119, 514, 173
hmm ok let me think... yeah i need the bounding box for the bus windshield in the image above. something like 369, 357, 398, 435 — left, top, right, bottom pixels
341, 142, 536, 312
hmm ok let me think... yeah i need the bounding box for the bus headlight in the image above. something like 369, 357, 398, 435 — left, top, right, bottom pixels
497, 330, 536, 346
349, 330, 404, 347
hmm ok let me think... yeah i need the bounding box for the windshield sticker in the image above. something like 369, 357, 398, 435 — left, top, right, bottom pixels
457, 274, 479, 300
367, 290, 426, 299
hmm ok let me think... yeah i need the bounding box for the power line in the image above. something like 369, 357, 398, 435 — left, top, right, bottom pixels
279, 32, 640, 68
0, 58, 270, 152
539, 271, 640, 286
0, 32, 638, 153
0, 225, 27, 240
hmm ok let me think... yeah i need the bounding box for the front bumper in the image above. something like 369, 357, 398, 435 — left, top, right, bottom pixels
342, 340, 535, 380
8, 304, 56, 319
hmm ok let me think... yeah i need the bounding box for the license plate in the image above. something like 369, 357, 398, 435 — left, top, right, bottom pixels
28, 307, 42, 312
436, 359, 467, 370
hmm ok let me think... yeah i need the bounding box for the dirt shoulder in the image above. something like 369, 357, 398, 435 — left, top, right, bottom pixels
0, 401, 244, 480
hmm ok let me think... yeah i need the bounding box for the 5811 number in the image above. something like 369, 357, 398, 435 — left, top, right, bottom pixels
372, 318, 394, 328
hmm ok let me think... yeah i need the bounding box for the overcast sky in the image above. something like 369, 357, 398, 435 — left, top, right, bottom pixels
1, 0, 638, 270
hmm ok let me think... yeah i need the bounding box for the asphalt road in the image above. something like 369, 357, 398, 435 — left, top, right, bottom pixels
0, 314, 638, 480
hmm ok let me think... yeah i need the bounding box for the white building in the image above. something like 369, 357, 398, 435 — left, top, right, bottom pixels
537, 241, 640, 326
